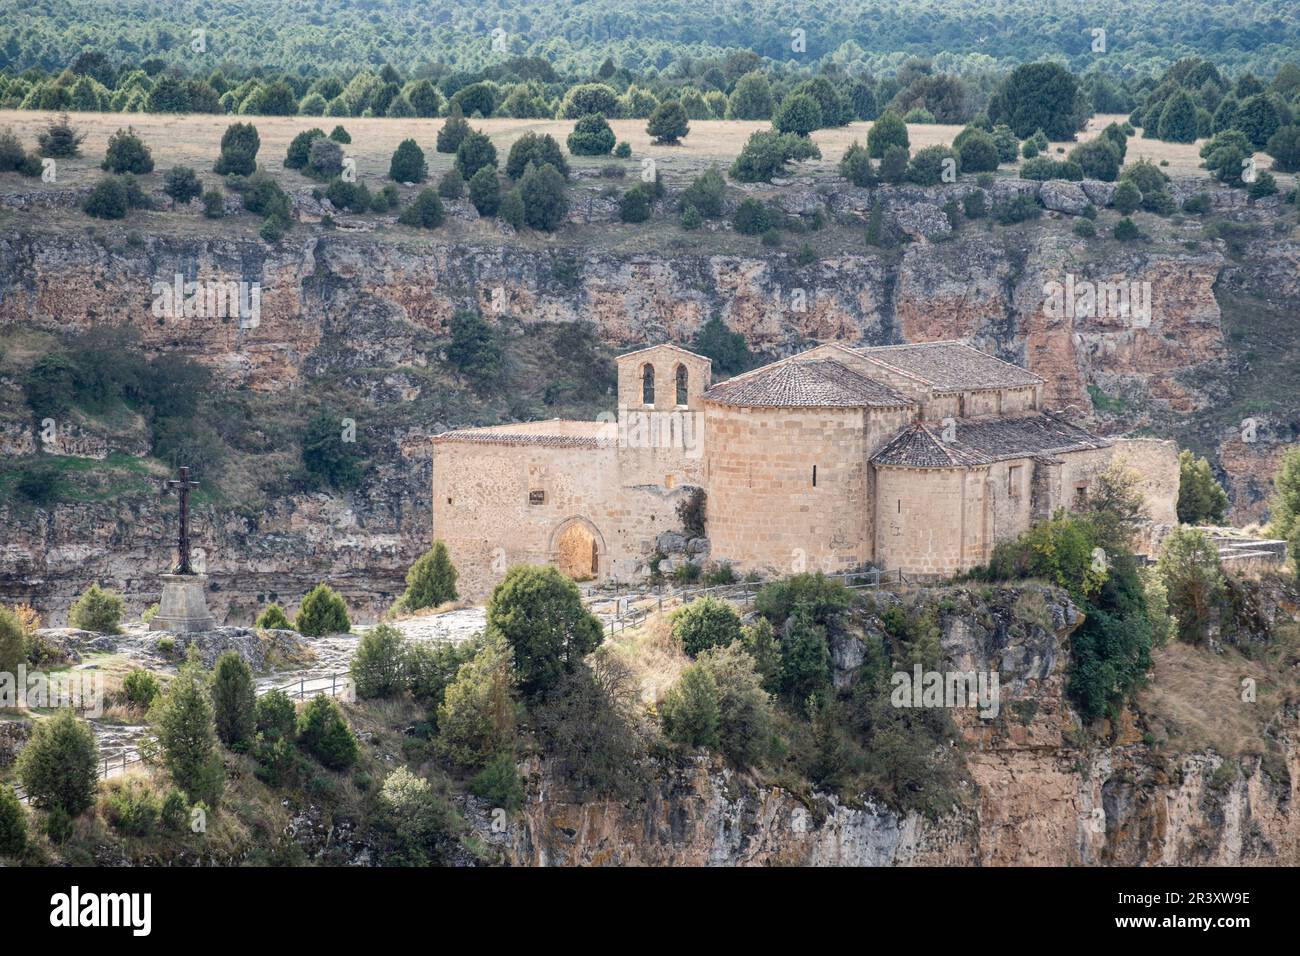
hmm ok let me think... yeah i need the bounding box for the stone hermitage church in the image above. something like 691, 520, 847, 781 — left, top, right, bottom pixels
433, 340, 1155, 599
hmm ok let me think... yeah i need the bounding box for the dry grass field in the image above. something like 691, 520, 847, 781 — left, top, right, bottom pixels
1, 108, 1266, 195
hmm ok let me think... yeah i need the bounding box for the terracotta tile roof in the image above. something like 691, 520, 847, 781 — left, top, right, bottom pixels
872, 412, 1111, 468
855, 341, 1043, 392
703, 358, 914, 409
433, 419, 616, 449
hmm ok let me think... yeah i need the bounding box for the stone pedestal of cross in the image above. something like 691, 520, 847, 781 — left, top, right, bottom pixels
150, 465, 217, 633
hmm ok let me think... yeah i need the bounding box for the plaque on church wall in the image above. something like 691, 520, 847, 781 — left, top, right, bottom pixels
528, 490, 545, 505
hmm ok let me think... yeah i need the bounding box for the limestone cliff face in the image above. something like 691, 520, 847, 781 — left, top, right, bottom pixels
478, 586, 1297, 867
0, 184, 1295, 617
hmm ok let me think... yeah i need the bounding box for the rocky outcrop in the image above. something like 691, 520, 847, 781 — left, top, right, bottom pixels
475, 585, 1298, 866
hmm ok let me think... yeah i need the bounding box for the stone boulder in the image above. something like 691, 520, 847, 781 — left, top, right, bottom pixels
656, 531, 688, 554
1039, 180, 1091, 215
888, 201, 952, 241
34, 627, 116, 655
1080, 179, 1116, 208
155, 626, 311, 671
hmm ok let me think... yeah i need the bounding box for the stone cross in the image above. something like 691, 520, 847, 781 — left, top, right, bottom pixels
164, 466, 200, 575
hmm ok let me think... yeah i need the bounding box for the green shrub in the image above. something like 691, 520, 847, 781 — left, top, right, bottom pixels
694, 642, 773, 766
15, 708, 98, 817
152, 656, 223, 804
614, 141, 631, 158
519, 162, 568, 231
160, 788, 188, 831
754, 572, 851, 627
103, 777, 161, 836
777, 605, 832, 708
681, 204, 702, 229
879, 144, 909, 182
906, 145, 960, 185
504, 131, 568, 180
1113, 179, 1142, 214
37, 114, 85, 157
68, 583, 123, 633
619, 183, 652, 222
963, 189, 987, 218
255, 688, 298, 742
1177, 450, 1229, 524
499, 188, 525, 228
660, 664, 720, 748
83, 177, 129, 219
295, 583, 351, 636
122, 668, 160, 708
437, 168, 464, 199
377, 767, 457, 865
1113, 217, 1140, 241
436, 632, 517, 769
397, 188, 445, 228
467, 164, 500, 216
732, 197, 770, 235
212, 650, 256, 748
447, 309, 503, 388
455, 130, 498, 181
0, 606, 25, 677
0, 784, 27, 857
955, 128, 1000, 172
568, 113, 616, 155
163, 165, 202, 204
728, 128, 821, 182
994, 193, 1042, 223
256, 603, 293, 630
867, 110, 908, 158
486, 565, 602, 698
399, 541, 459, 612
647, 100, 689, 144
1068, 137, 1121, 181
213, 121, 259, 175
1073, 219, 1096, 238
671, 597, 743, 657
297, 695, 358, 770
469, 752, 525, 810
1019, 157, 1083, 181
679, 165, 726, 218
201, 189, 224, 218
285, 128, 325, 169
352, 624, 409, 699
839, 140, 878, 186
102, 127, 153, 174
388, 138, 427, 183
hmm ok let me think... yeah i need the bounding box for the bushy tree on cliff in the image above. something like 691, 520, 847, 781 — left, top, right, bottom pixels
486, 565, 602, 698
351, 623, 409, 699
400, 541, 459, 612
295, 582, 352, 636
68, 583, 123, 634
152, 653, 223, 804
866, 110, 909, 158
671, 596, 742, 657
1176, 450, 1229, 524
211, 650, 256, 748
0, 606, 26, 677
1157, 526, 1224, 644
15, 709, 98, 818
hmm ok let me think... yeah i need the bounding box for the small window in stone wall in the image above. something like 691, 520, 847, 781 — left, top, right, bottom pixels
642, 364, 655, 405
1008, 465, 1022, 498
812, 465, 817, 487
529, 490, 545, 505
675, 364, 688, 405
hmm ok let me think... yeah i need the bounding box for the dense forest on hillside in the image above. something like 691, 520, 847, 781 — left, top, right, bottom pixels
2, 0, 1298, 79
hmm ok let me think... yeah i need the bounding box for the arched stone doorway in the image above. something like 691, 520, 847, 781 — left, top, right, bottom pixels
548, 516, 605, 582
